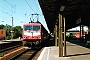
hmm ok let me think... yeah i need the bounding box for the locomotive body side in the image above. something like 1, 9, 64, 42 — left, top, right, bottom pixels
41, 24, 49, 41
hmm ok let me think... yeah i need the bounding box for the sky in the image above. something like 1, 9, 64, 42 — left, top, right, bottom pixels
0, 0, 50, 33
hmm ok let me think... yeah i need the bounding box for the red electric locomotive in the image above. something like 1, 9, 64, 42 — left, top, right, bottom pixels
22, 21, 49, 48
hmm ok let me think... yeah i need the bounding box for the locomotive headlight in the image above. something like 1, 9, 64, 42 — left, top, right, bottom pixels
24, 37, 26, 39
24, 36, 28, 39
24, 35, 27, 39
26, 37, 27, 38
37, 36, 41, 39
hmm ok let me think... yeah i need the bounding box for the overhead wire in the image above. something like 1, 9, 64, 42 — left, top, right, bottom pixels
0, 7, 28, 23
33, 0, 40, 14
1, 0, 46, 27
3, 0, 12, 6
3, 0, 16, 16
0, 9, 23, 24
33, 0, 45, 18
0, 6, 28, 21
2, 0, 30, 22
3, 0, 40, 22
3, 0, 29, 18
33, 0, 49, 32
1, 0, 49, 32
0, 6, 13, 13
0, 9, 12, 16
25, 0, 35, 13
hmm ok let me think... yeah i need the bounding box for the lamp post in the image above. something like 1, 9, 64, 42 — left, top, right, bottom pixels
11, 17, 14, 41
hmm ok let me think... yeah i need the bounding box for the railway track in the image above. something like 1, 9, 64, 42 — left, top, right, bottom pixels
11, 39, 50, 60
11, 49, 35, 60
0, 44, 42, 60
0, 46, 27, 60
0, 46, 42, 60
0, 44, 22, 53
0, 38, 51, 60
10, 47, 42, 60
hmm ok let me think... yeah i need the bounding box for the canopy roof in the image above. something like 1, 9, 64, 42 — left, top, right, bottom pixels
38, 0, 90, 33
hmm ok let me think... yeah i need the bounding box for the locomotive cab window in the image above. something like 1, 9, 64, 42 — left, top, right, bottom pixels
33, 26, 40, 31
24, 26, 32, 30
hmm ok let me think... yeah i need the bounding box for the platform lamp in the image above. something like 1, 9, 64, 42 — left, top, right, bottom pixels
60, 6, 65, 12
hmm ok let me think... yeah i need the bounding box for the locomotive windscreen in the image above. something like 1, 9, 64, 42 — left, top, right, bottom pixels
24, 26, 32, 30
24, 25, 40, 31
33, 26, 40, 31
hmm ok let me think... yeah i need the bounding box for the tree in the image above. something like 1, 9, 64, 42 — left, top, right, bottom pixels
5, 25, 12, 39
13, 26, 22, 39
0, 24, 22, 40
0, 24, 5, 29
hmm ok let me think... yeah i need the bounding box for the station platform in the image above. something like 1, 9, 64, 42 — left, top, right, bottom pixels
37, 41, 90, 60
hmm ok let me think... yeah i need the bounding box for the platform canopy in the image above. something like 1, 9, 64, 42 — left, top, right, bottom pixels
38, 0, 90, 33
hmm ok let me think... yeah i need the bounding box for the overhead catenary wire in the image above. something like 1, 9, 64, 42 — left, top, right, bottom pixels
3, 0, 42, 23
25, 0, 35, 13
0, 9, 12, 16
3, 0, 12, 6
1, 0, 45, 24
2, 0, 31, 22
3, 0, 29, 19
0, 9, 24, 24
3, 0, 37, 22
0, 6, 28, 22
0, 6, 13, 13
31, 0, 49, 31
33, 0, 41, 14
3, 0, 16, 16
3, 0, 44, 20
33, 0, 44, 19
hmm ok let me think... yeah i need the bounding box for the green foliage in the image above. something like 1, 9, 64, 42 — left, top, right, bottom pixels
0, 24, 5, 29
0, 24, 22, 40
13, 26, 22, 39
6, 36, 11, 40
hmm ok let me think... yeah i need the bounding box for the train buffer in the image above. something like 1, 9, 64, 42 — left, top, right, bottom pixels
37, 41, 90, 60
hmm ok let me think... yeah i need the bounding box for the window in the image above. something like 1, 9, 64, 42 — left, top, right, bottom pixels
33, 26, 40, 31
24, 26, 32, 30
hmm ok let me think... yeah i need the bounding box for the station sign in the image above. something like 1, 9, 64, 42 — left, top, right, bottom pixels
10, 30, 14, 33
76, 18, 81, 24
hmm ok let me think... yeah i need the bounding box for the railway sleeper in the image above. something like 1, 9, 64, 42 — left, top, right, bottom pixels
0, 47, 26, 60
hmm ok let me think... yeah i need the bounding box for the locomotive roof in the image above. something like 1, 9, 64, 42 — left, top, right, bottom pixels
23, 22, 41, 25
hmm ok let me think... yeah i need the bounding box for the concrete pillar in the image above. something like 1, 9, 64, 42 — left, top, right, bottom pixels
63, 17, 66, 57
57, 25, 59, 46
59, 14, 63, 57
55, 24, 58, 46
